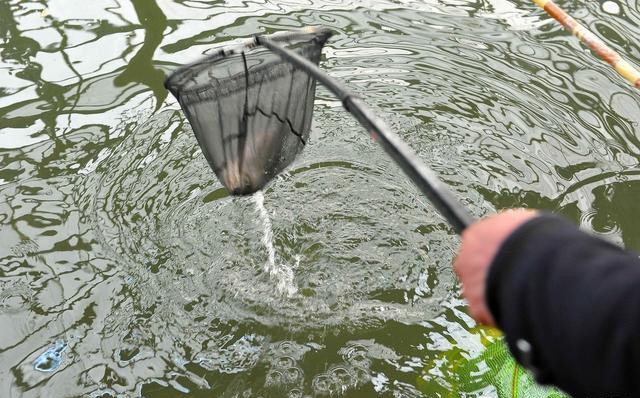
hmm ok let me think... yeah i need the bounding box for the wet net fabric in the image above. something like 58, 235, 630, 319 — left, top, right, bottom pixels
418, 330, 569, 398
165, 31, 330, 194
469, 338, 568, 398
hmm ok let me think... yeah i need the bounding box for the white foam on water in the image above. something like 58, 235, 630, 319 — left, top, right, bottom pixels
253, 191, 298, 297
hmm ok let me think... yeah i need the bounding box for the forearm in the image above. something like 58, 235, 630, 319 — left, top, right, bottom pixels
487, 214, 640, 397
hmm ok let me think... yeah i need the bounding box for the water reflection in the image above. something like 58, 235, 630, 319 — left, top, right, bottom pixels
1, 0, 640, 396
114, 0, 167, 108
0, 0, 66, 150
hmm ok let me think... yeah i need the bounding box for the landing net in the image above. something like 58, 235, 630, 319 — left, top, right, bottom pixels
165, 28, 332, 194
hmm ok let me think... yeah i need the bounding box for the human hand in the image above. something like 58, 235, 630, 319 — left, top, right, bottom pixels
453, 209, 539, 326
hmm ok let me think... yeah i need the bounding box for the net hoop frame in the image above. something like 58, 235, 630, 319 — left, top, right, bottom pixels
164, 27, 333, 97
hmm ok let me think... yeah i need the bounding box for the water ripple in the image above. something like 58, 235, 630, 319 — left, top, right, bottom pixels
2, 0, 640, 396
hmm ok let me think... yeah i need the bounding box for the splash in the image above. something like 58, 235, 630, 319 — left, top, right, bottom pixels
253, 191, 298, 297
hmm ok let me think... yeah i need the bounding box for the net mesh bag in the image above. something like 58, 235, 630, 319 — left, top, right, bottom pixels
418, 327, 569, 397
165, 29, 332, 194
472, 338, 568, 397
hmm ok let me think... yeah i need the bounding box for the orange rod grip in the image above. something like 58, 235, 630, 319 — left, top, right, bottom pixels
534, 0, 640, 87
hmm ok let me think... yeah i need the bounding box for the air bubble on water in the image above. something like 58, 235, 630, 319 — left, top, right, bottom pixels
265, 369, 284, 386
34, 340, 68, 372
275, 356, 296, 369
284, 366, 302, 383
330, 366, 355, 390
287, 388, 302, 398
253, 191, 298, 297
311, 374, 334, 394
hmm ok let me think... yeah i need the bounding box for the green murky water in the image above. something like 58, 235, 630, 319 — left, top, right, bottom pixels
1, 0, 639, 396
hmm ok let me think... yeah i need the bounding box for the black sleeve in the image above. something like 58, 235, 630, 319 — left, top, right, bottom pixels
486, 214, 640, 398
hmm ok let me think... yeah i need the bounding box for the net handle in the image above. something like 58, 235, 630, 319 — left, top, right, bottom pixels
257, 34, 475, 234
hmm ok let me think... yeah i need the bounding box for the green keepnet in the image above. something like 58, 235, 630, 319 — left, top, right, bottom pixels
418, 327, 568, 398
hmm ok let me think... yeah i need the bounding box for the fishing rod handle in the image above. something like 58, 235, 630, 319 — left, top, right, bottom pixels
534, 0, 640, 88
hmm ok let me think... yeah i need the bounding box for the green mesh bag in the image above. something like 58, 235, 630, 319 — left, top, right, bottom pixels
418, 327, 569, 398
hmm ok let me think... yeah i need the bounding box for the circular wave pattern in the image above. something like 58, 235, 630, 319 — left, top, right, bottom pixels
76, 109, 455, 328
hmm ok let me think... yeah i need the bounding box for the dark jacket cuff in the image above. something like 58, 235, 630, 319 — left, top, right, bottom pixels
485, 213, 573, 382
485, 214, 564, 326
484, 212, 640, 397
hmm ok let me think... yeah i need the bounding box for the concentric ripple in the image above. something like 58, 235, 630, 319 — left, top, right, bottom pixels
75, 108, 457, 331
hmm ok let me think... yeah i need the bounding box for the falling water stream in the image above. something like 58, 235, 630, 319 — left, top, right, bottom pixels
253, 191, 298, 298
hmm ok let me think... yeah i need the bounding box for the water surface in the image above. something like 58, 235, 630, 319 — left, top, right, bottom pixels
1, 0, 640, 396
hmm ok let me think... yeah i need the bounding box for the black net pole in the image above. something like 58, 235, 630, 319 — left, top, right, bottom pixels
258, 34, 475, 234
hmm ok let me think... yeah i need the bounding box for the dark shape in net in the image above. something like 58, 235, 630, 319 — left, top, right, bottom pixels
165, 30, 332, 195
